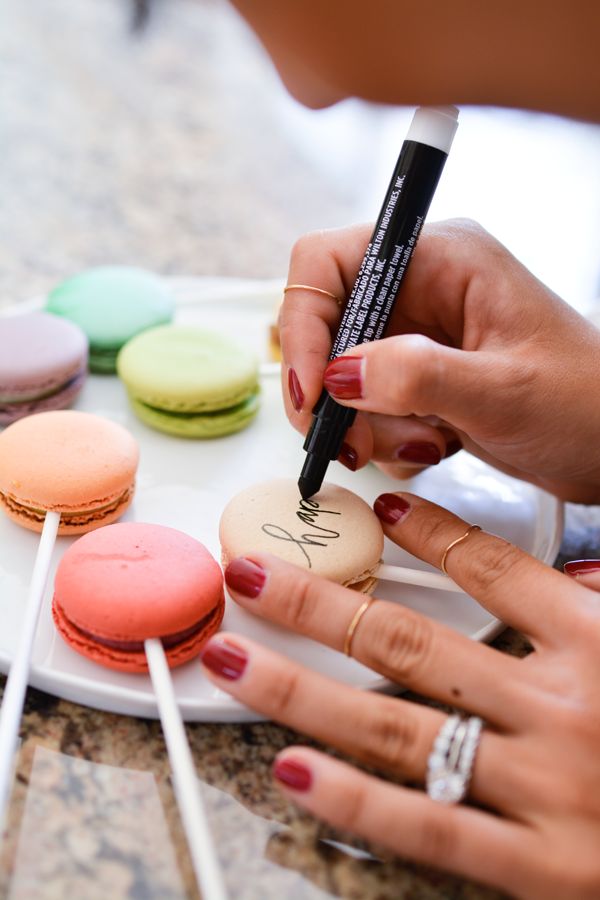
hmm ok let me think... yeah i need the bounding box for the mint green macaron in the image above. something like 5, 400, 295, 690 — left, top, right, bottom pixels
46, 266, 175, 373
116, 325, 260, 438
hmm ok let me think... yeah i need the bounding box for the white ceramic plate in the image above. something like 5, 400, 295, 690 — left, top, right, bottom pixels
0, 279, 563, 721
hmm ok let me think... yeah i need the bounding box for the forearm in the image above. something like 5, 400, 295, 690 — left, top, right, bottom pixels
231, 0, 600, 121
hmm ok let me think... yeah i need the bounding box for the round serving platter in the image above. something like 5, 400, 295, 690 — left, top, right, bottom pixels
0, 278, 563, 721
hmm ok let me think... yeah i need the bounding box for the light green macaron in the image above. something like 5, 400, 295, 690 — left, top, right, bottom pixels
46, 266, 175, 373
116, 325, 260, 438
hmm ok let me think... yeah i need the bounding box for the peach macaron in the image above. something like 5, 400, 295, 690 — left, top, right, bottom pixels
0, 410, 139, 534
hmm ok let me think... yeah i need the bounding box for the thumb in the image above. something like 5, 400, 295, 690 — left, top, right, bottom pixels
323, 334, 512, 427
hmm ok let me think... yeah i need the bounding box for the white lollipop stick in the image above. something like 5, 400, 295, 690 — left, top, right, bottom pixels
0, 510, 61, 825
376, 563, 465, 593
145, 638, 228, 900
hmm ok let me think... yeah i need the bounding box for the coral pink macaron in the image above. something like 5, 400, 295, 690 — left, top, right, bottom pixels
52, 522, 225, 672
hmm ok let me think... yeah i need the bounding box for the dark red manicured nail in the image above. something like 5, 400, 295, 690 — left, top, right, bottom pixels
273, 757, 312, 792
323, 357, 363, 400
288, 368, 304, 412
564, 559, 600, 577
395, 442, 441, 465
374, 493, 411, 524
225, 558, 266, 598
338, 442, 358, 471
200, 639, 248, 680
444, 438, 463, 459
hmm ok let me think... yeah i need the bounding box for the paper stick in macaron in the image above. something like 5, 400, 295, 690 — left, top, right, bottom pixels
219, 478, 468, 596
0, 410, 139, 824
52, 522, 228, 900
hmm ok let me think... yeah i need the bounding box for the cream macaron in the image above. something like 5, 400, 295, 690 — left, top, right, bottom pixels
219, 478, 384, 593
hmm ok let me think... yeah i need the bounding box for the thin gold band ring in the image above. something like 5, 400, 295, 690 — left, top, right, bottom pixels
440, 525, 482, 576
343, 597, 376, 657
284, 283, 344, 307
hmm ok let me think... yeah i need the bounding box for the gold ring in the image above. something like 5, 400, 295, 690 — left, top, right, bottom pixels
343, 597, 376, 657
440, 524, 482, 575
284, 283, 344, 308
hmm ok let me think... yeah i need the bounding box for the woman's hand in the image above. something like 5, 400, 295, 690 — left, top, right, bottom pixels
280, 219, 600, 503
200, 493, 600, 899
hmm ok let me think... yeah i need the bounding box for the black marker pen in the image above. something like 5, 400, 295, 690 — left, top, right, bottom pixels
298, 105, 459, 500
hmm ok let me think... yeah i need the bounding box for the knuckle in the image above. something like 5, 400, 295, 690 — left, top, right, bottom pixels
571, 864, 600, 899
541, 856, 600, 900
415, 810, 459, 865
368, 610, 434, 684
433, 217, 490, 248
449, 216, 488, 239
290, 230, 322, 260
268, 667, 301, 718
273, 571, 321, 634
416, 513, 455, 558
541, 713, 600, 816
466, 539, 525, 595
336, 781, 369, 834
385, 336, 436, 412
362, 701, 421, 772
279, 315, 323, 355
290, 229, 339, 272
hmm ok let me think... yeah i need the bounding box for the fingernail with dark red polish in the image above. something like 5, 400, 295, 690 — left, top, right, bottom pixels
395, 442, 441, 465
564, 559, 600, 577
444, 439, 463, 459
201, 639, 248, 680
273, 757, 312, 792
288, 368, 304, 412
338, 442, 358, 471
374, 493, 411, 524
323, 356, 363, 400
225, 558, 266, 598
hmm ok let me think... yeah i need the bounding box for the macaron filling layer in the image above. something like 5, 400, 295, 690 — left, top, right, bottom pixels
88, 347, 122, 370
0, 366, 87, 405
0, 485, 134, 527
342, 565, 381, 594
54, 600, 221, 652
135, 390, 259, 418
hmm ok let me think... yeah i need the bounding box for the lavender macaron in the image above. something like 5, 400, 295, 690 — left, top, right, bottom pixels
0, 312, 88, 426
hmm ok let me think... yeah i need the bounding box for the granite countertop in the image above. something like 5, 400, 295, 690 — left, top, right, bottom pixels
1, 1, 599, 898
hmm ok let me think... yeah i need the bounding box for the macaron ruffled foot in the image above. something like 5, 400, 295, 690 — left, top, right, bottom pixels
52, 522, 224, 672
0, 410, 139, 534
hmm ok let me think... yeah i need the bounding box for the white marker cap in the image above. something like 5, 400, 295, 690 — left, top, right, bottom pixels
406, 105, 459, 154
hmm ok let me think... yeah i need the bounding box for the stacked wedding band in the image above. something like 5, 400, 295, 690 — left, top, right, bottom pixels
426, 714, 483, 805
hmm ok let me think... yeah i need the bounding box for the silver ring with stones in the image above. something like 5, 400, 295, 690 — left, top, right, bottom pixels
426, 714, 483, 805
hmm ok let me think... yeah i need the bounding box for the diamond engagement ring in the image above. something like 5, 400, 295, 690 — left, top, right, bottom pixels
426, 714, 483, 804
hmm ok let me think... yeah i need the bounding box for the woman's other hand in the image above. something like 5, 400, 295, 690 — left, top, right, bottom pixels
201, 493, 600, 898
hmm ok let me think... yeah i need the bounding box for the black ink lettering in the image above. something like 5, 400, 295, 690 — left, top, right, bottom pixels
261, 499, 342, 567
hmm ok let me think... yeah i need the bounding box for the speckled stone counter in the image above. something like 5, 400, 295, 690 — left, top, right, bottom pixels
1, 2, 599, 898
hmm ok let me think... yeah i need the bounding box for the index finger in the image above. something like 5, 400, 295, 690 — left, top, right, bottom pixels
373, 491, 577, 647
280, 224, 373, 431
